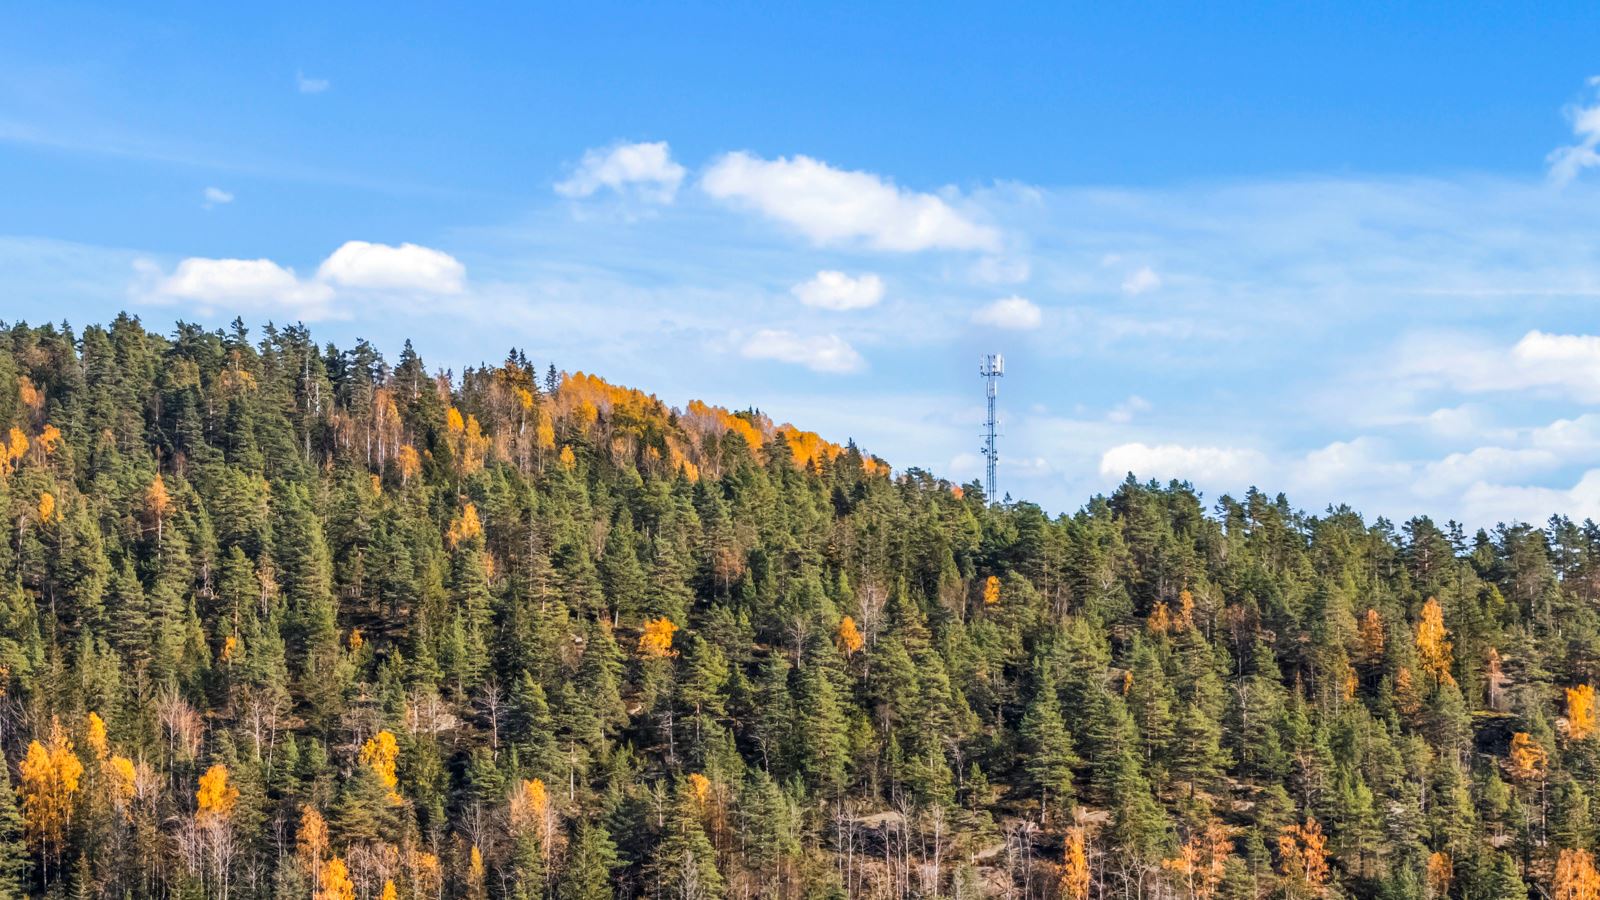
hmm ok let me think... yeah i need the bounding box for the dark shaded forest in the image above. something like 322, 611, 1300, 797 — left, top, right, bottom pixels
0, 314, 1595, 900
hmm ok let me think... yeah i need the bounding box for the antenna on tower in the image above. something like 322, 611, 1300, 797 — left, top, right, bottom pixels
980, 354, 1004, 501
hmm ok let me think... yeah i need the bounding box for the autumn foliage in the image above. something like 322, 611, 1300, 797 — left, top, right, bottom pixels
1556, 848, 1600, 900
1568, 684, 1596, 740
638, 616, 678, 657
1415, 597, 1455, 686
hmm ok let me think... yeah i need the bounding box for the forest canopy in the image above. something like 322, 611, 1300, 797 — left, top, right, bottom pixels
0, 314, 1594, 900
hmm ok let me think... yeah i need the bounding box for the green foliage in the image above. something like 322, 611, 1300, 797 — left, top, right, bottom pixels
0, 316, 1587, 899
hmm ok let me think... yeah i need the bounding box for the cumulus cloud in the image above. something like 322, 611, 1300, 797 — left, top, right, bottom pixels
296, 71, 330, 94
202, 187, 233, 209
137, 240, 465, 320
317, 240, 466, 294
1402, 330, 1600, 403
556, 141, 686, 203
791, 270, 884, 310
701, 151, 1000, 252
1099, 442, 1268, 486
740, 329, 864, 374
141, 257, 334, 318
1460, 471, 1600, 526
972, 296, 1042, 330
1415, 446, 1560, 497
1121, 266, 1162, 295
1550, 76, 1600, 185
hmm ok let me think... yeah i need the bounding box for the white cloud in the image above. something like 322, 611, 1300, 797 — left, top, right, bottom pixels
556, 141, 686, 203
202, 187, 233, 208
1550, 76, 1600, 185
1121, 266, 1162, 295
1460, 471, 1600, 525
1399, 330, 1600, 403
296, 71, 330, 94
791, 270, 884, 310
740, 329, 864, 374
317, 241, 466, 294
142, 257, 334, 318
701, 151, 1000, 252
136, 240, 464, 319
1415, 446, 1560, 497
972, 296, 1042, 330
1527, 413, 1600, 456
1291, 437, 1409, 493
1099, 442, 1267, 486
1106, 395, 1150, 424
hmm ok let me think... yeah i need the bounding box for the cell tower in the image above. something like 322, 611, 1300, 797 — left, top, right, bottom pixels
980, 354, 1004, 500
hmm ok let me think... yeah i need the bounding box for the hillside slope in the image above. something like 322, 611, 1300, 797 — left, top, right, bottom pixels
0, 314, 1591, 899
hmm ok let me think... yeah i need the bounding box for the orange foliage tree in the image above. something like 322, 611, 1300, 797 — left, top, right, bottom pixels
1568, 684, 1597, 740
1415, 597, 1455, 686
19, 720, 84, 882
1426, 851, 1452, 900
1164, 822, 1234, 900
1061, 826, 1091, 900
1278, 819, 1330, 899
1555, 848, 1600, 900
836, 615, 865, 656
359, 730, 403, 805
638, 617, 678, 658
983, 575, 1001, 606
316, 856, 356, 900
1507, 732, 1548, 782
1358, 608, 1385, 663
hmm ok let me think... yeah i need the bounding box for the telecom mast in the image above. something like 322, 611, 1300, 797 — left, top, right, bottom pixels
980, 354, 1004, 500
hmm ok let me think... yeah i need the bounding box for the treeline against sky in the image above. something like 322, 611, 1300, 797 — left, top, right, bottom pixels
0, 314, 1594, 900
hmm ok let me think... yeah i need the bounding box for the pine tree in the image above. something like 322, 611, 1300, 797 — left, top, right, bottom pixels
558, 822, 619, 900
1019, 680, 1079, 817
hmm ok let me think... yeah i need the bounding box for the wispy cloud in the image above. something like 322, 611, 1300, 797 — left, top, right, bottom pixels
1121, 266, 1162, 295
296, 71, 330, 94
972, 296, 1041, 330
1549, 76, 1600, 185
202, 186, 233, 209
739, 329, 865, 374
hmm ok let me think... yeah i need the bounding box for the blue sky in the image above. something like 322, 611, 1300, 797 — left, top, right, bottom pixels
7, 3, 1600, 525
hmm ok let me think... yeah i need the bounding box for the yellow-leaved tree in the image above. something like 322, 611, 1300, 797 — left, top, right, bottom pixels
195, 764, 239, 821
1061, 826, 1090, 900
1507, 732, 1548, 783
298, 805, 329, 887
359, 730, 402, 805
1426, 851, 1452, 900
1415, 597, 1455, 686
836, 615, 864, 656
1569, 684, 1597, 740
1277, 819, 1329, 900
19, 719, 84, 884
315, 856, 356, 900
638, 617, 678, 658
1556, 848, 1600, 900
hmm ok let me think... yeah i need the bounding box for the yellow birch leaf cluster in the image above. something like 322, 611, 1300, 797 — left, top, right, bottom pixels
1415, 597, 1455, 686
360, 730, 403, 804
1568, 684, 1596, 740
196, 764, 239, 822
837, 615, 865, 655
638, 617, 678, 658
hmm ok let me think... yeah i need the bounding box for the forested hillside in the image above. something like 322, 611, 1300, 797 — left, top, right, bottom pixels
0, 315, 1596, 900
